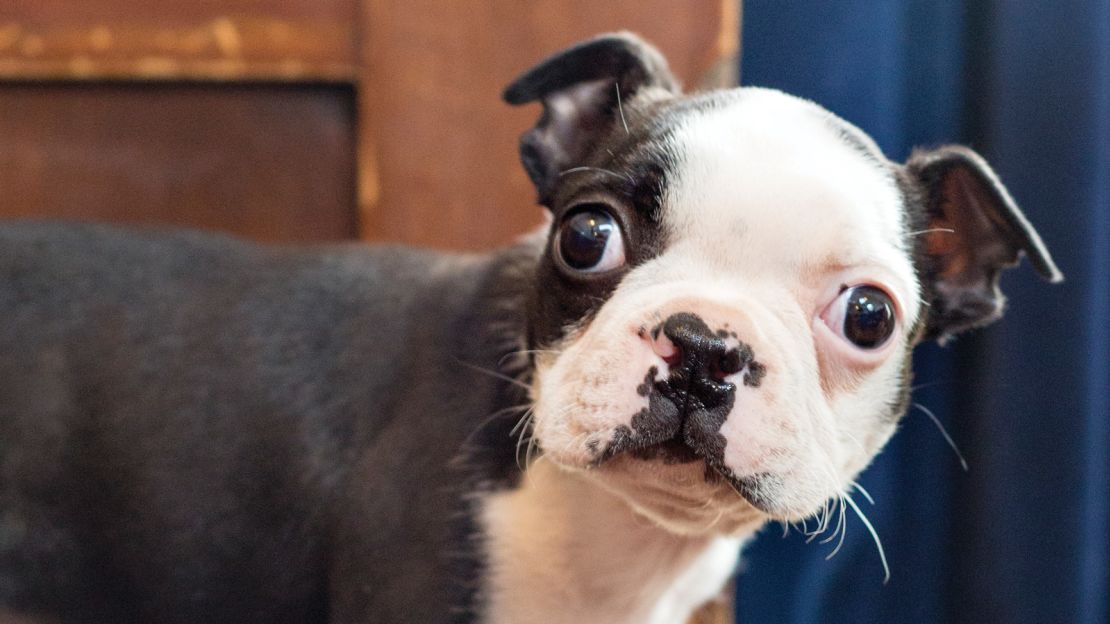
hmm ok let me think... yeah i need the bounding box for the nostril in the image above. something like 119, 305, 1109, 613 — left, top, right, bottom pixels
651, 330, 683, 366
663, 347, 683, 367
710, 348, 743, 381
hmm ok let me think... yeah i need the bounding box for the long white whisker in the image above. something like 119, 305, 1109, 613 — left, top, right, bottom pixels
558, 166, 632, 184
456, 403, 531, 458
456, 359, 530, 390
907, 227, 956, 238
514, 411, 535, 470
810, 498, 831, 540
813, 461, 844, 541
913, 402, 969, 471
844, 492, 891, 584
850, 481, 876, 505
615, 82, 629, 134
496, 348, 560, 369
509, 406, 535, 437
821, 496, 846, 548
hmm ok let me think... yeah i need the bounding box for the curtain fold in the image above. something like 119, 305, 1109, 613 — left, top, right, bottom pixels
735, 2, 1110, 622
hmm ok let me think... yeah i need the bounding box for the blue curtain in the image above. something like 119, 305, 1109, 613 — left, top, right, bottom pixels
735, 2, 1110, 622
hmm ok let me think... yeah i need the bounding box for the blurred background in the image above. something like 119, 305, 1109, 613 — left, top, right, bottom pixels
0, 1, 1106, 623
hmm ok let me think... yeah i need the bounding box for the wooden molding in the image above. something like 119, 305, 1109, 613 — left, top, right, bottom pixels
0, 1, 359, 83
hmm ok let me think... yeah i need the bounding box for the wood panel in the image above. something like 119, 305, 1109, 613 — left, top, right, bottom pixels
357, 0, 739, 250
0, 0, 358, 82
0, 83, 357, 242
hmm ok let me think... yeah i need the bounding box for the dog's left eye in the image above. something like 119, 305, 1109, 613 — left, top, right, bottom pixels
556, 207, 626, 273
825, 285, 897, 349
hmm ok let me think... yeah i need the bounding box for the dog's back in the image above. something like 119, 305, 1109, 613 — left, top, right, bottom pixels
0, 222, 526, 622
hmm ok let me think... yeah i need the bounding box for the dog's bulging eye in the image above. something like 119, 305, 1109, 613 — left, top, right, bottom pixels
828, 285, 896, 349
556, 207, 625, 273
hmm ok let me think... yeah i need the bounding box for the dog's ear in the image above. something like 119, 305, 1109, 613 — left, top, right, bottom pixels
503, 32, 680, 206
906, 145, 1063, 343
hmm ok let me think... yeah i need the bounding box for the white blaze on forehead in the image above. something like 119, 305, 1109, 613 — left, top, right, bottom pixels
660, 88, 918, 306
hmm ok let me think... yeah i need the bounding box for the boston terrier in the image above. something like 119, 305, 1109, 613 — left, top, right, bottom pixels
0, 33, 1061, 624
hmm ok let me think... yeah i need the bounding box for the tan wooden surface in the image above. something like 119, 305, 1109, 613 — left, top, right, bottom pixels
0, 82, 357, 242
357, 0, 738, 249
0, 0, 736, 249
0, 0, 358, 82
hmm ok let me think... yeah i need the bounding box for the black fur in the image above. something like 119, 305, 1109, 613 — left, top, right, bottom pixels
504, 31, 680, 206
903, 146, 1063, 342
0, 222, 537, 623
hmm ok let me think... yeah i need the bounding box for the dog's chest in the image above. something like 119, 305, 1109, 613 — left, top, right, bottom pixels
476, 462, 742, 624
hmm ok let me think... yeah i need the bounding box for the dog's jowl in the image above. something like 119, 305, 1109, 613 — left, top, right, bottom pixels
0, 33, 1061, 624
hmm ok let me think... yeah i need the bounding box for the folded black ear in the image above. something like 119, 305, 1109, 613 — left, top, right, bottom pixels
503, 32, 680, 206
906, 145, 1063, 343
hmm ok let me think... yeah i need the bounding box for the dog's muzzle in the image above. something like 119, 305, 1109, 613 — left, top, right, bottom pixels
600, 312, 764, 466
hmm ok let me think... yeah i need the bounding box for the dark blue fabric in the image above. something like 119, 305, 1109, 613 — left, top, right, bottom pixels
735, 2, 1110, 622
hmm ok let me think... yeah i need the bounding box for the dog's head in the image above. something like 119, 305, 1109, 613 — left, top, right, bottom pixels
504, 33, 1061, 534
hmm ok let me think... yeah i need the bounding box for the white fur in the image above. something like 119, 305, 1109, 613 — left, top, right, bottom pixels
479, 460, 746, 624
531, 87, 922, 525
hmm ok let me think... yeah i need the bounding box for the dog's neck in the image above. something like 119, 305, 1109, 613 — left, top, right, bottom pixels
477, 460, 745, 624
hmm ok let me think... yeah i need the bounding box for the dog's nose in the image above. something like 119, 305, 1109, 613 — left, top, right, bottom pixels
661, 313, 744, 406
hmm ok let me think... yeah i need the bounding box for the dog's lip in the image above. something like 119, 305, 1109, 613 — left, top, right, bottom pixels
596, 434, 776, 514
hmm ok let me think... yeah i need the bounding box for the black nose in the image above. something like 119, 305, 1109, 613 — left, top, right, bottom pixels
662, 313, 745, 406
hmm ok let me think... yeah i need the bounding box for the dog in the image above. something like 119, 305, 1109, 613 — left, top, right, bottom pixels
0, 33, 1061, 624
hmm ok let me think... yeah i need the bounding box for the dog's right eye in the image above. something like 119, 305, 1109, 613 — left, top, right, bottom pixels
556, 207, 626, 273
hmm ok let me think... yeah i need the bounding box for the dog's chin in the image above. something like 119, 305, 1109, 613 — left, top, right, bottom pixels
576, 452, 767, 536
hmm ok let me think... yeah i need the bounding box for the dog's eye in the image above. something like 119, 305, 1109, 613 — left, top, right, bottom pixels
556, 207, 625, 272
829, 285, 896, 349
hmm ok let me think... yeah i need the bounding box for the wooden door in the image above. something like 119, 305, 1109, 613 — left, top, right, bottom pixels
0, 0, 738, 249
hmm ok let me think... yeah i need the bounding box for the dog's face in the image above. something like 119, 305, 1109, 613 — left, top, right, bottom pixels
504, 34, 1061, 534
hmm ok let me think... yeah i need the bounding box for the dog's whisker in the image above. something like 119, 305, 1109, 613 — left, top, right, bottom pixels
513, 423, 533, 469
819, 503, 843, 545
819, 500, 840, 546
496, 348, 561, 369
614, 82, 630, 135
811, 461, 844, 541
804, 499, 830, 542
558, 166, 632, 184
909, 378, 954, 392
839, 429, 866, 455
850, 481, 876, 505
906, 227, 957, 238
509, 405, 538, 437
455, 403, 533, 461
843, 491, 891, 584
913, 402, 969, 472
514, 410, 536, 471
825, 496, 848, 557
820, 496, 835, 535
456, 359, 531, 390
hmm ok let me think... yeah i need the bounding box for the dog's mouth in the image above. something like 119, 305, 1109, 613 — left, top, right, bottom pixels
628, 432, 702, 464
591, 401, 780, 514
